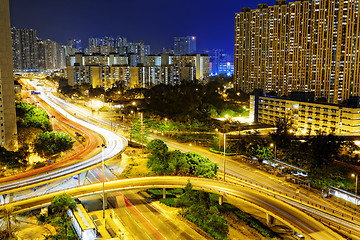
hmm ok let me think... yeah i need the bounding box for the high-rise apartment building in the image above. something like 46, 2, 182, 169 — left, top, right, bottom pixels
66, 39, 82, 55
174, 36, 196, 55
11, 27, 38, 70
0, 0, 18, 150
235, 0, 360, 104
66, 53, 209, 89
37, 39, 66, 70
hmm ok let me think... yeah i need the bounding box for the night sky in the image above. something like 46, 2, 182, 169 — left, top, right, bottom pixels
9, 0, 275, 54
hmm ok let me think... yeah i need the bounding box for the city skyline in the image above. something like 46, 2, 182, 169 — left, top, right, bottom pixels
9, 0, 276, 54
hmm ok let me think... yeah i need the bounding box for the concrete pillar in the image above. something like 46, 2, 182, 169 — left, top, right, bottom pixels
2, 194, 7, 204
104, 193, 107, 209
9, 192, 13, 203
219, 195, 224, 205
266, 213, 275, 227
163, 188, 166, 199
83, 170, 89, 185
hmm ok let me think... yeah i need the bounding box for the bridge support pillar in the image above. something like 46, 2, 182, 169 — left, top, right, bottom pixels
9, 193, 14, 203
163, 188, 166, 199
266, 213, 275, 227
104, 193, 107, 209
219, 195, 224, 205
83, 171, 89, 185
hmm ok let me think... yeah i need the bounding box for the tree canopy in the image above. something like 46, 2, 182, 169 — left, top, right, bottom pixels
34, 131, 74, 157
16, 102, 51, 131
146, 139, 218, 178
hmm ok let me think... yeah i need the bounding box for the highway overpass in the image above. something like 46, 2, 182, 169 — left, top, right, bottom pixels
3, 176, 345, 240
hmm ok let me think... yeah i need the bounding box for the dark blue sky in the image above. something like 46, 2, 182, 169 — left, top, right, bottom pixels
9, 0, 275, 54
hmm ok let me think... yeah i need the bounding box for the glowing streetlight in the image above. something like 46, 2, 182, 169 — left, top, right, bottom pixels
270, 143, 277, 159
97, 144, 107, 220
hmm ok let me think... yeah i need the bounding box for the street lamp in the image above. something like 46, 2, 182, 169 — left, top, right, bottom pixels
223, 132, 226, 181
270, 143, 277, 159
223, 115, 229, 181
352, 173, 358, 196
51, 116, 56, 130
97, 144, 107, 220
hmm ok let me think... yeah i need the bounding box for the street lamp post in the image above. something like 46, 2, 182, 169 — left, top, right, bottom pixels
98, 144, 107, 220
223, 132, 226, 181
51, 116, 55, 130
270, 143, 277, 159
140, 111, 143, 154
222, 114, 229, 181
352, 173, 358, 195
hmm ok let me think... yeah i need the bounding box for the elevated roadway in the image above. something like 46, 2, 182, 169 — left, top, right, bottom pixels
4, 176, 345, 240
0, 85, 127, 194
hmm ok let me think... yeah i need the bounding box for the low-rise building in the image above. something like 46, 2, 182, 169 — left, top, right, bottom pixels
250, 90, 360, 135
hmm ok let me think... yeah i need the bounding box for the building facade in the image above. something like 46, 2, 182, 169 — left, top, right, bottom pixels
66, 53, 210, 89
11, 27, 38, 70
0, 0, 18, 150
250, 92, 360, 135
235, 0, 360, 104
11, 27, 66, 71
174, 36, 196, 55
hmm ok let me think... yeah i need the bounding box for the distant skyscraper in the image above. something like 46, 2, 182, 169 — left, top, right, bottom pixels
0, 0, 18, 150
174, 36, 196, 55
11, 27, 38, 70
36, 39, 65, 70
235, 0, 360, 104
66, 39, 82, 55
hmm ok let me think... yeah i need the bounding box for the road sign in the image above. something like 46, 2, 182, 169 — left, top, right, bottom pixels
31, 91, 40, 95
73, 176, 78, 180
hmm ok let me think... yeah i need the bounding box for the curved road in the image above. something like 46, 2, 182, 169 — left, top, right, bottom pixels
0, 85, 127, 194
5, 176, 344, 240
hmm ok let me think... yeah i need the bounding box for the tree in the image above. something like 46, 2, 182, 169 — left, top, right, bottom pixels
47, 194, 77, 240
130, 118, 150, 144
50, 194, 77, 216
146, 139, 218, 178
307, 131, 343, 168
0, 206, 20, 238
16, 102, 51, 131
269, 116, 294, 149
34, 131, 74, 157
249, 145, 272, 164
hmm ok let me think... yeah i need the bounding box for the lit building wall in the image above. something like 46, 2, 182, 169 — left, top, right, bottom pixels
251, 94, 360, 134
0, 0, 18, 150
235, 0, 360, 104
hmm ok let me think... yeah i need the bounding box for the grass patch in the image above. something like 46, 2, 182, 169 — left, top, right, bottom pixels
149, 185, 279, 240
119, 152, 151, 178
209, 148, 237, 156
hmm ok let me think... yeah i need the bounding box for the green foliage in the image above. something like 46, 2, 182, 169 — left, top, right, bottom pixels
50, 215, 77, 240
34, 131, 74, 157
218, 203, 276, 238
159, 198, 177, 207
306, 132, 343, 168
0, 206, 20, 238
169, 183, 229, 239
130, 118, 150, 144
37, 194, 78, 240
249, 145, 272, 164
269, 117, 295, 149
0, 146, 28, 169
98, 106, 110, 112
16, 102, 51, 131
50, 194, 77, 216
146, 140, 218, 178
